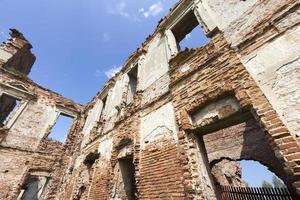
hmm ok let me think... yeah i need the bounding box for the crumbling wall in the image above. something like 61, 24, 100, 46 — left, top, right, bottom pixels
203, 119, 290, 187
0, 73, 83, 199
138, 34, 169, 91
0, 30, 83, 200
89, 136, 112, 199
81, 99, 103, 147
210, 159, 245, 187
241, 24, 300, 137
0, 72, 82, 148
169, 25, 299, 200
0, 29, 35, 75
198, 0, 259, 31
1, 0, 300, 199
138, 102, 185, 199
65, 0, 300, 199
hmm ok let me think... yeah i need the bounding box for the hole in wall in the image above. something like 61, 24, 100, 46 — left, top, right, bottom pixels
192, 114, 295, 196
0, 93, 21, 128
118, 156, 138, 200
19, 175, 49, 200
47, 114, 73, 143
171, 10, 209, 51
99, 95, 108, 120
84, 152, 100, 167
127, 64, 138, 104
178, 25, 209, 50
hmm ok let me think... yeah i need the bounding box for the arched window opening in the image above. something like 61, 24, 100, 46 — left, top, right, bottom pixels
209, 159, 297, 199
73, 152, 99, 200
194, 117, 300, 199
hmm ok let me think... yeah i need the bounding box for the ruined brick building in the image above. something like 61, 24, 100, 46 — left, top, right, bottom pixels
0, 0, 300, 199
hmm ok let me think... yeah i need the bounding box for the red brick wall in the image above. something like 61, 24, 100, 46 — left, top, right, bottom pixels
169, 35, 300, 196
137, 138, 185, 199
203, 119, 291, 188
88, 164, 111, 200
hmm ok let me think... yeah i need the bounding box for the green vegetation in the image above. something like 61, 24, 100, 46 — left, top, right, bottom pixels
272, 176, 286, 188
261, 180, 273, 188
261, 175, 286, 188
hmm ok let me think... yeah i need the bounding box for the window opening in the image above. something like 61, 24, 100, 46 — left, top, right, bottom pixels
194, 115, 298, 199
19, 175, 48, 200
127, 65, 138, 104
100, 95, 108, 120
0, 93, 21, 128
171, 10, 209, 51
84, 152, 100, 168
47, 113, 73, 143
118, 156, 138, 200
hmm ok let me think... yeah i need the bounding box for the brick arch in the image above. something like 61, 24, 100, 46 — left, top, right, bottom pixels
203, 117, 294, 191
175, 85, 300, 197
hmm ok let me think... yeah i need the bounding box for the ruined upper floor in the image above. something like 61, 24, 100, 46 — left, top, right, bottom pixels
80, 0, 300, 148
0, 0, 300, 199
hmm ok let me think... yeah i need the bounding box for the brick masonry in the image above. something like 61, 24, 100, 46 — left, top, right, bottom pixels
0, 0, 300, 200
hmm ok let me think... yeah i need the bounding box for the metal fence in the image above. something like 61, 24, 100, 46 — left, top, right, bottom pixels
218, 185, 296, 200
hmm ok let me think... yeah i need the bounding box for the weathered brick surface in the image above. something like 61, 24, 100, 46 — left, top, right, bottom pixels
203, 119, 292, 187
1, 0, 300, 199
0, 29, 35, 75
88, 165, 111, 200
138, 139, 185, 199
0, 31, 83, 199
169, 34, 300, 196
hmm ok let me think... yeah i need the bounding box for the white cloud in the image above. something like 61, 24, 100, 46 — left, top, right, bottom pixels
106, 1, 141, 21
116, 1, 129, 17
108, 1, 129, 17
142, 1, 164, 18
99, 66, 122, 78
105, 66, 122, 78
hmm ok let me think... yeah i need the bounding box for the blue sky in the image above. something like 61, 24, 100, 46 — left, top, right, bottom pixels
240, 160, 281, 187
47, 114, 73, 143
0, 0, 179, 104
0, 0, 284, 188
